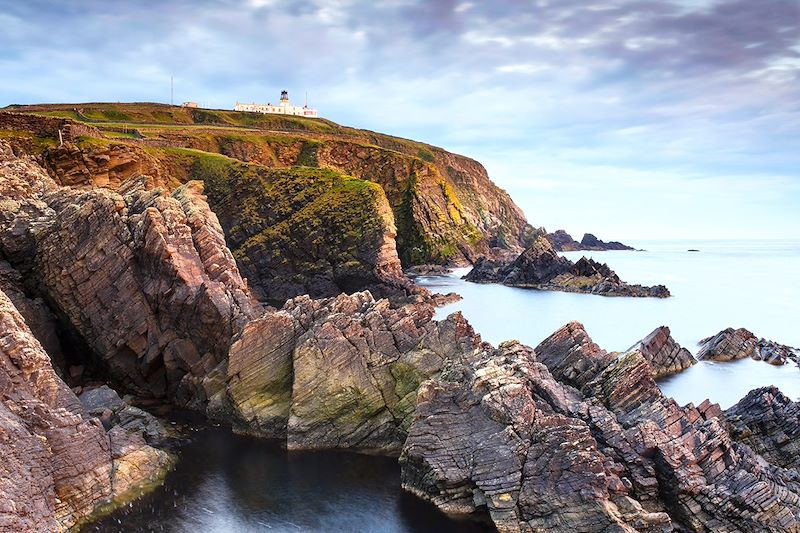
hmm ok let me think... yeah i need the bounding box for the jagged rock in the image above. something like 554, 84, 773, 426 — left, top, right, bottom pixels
0, 260, 65, 373
697, 327, 799, 366
0, 288, 172, 532
755, 338, 800, 365
545, 229, 582, 251
697, 328, 758, 361
401, 339, 672, 532
546, 229, 635, 251
465, 236, 669, 298
43, 142, 167, 189
402, 321, 800, 532
211, 291, 481, 454
580, 233, 635, 251
726, 387, 800, 470
0, 144, 261, 405
629, 326, 695, 378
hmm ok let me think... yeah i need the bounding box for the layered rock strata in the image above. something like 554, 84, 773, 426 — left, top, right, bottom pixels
726, 386, 800, 470
628, 326, 695, 378
0, 288, 171, 532
698, 327, 800, 366
5, 104, 537, 268
0, 142, 261, 405
466, 236, 668, 297
208, 290, 481, 454
401, 321, 800, 532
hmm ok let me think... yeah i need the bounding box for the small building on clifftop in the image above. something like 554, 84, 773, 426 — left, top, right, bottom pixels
234, 90, 318, 117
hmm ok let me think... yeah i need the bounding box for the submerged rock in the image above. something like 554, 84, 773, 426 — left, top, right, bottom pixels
402, 321, 800, 532
465, 236, 668, 298
629, 326, 695, 378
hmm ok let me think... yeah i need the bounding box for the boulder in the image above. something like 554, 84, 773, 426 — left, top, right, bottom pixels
79, 385, 168, 444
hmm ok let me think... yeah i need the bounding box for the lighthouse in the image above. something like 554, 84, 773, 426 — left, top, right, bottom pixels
234, 90, 319, 117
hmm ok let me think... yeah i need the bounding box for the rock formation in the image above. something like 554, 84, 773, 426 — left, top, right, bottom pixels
0, 287, 172, 532
208, 290, 481, 454
579, 232, 635, 251
546, 229, 635, 251
726, 387, 800, 470
697, 327, 800, 366
628, 326, 695, 378
0, 141, 261, 406
402, 321, 800, 532
194, 160, 414, 304
465, 236, 669, 297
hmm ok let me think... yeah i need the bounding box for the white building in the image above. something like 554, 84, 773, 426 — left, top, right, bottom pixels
234, 90, 318, 118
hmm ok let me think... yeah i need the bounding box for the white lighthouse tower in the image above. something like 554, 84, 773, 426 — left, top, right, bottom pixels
279, 90, 290, 107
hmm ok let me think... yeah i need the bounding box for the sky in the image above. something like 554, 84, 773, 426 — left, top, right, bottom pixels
2, 0, 799, 241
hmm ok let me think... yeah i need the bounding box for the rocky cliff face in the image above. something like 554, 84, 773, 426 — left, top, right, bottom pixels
465, 236, 669, 297
0, 142, 261, 406
698, 327, 800, 366
402, 321, 800, 532
4, 105, 535, 270
192, 158, 413, 304
0, 288, 171, 532
208, 291, 481, 454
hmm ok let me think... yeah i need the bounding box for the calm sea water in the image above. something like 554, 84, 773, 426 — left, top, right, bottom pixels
89, 240, 798, 532
418, 239, 800, 408
88, 425, 492, 533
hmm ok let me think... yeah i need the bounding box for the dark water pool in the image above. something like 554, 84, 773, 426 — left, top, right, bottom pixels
86, 426, 493, 533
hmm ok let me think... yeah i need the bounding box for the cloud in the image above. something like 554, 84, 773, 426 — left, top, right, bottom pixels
1, 0, 798, 239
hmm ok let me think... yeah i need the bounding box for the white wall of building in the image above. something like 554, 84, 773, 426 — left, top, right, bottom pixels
234, 95, 318, 117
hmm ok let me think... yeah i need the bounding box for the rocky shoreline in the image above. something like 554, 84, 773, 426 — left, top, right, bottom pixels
1, 110, 799, 533
546, 229, 636, 251
465, 236, 669, 297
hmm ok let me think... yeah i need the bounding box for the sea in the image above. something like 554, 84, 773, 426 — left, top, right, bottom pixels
90, 240, 800, 532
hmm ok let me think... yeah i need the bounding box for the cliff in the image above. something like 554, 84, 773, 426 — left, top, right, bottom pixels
2, 104, 535, 269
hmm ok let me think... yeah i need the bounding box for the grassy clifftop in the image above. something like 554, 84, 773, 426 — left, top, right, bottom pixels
3, 102, 535, 268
